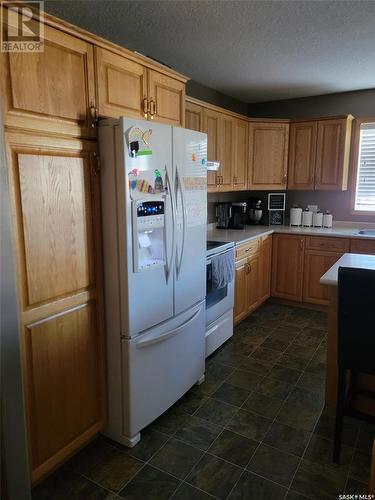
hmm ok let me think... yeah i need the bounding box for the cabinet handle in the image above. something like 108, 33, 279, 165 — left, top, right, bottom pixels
300, 239, 304, 251
142, 97, 149, 118
90, 105, 98, 128
283, 172, 287, 183
149, 99, 156, 119
233, 176, 237, 185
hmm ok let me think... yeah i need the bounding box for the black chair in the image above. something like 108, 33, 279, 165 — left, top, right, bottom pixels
334, 266, 375, 463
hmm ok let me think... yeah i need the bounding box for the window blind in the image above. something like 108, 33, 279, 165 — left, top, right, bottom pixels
355, 122, 375, 211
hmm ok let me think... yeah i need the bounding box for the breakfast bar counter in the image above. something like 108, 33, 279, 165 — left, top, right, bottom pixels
320, 253, 375, 415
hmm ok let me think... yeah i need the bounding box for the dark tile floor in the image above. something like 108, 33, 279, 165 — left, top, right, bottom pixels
32, 303, 374, 500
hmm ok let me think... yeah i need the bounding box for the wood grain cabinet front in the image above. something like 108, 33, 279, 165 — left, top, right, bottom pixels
248, 122, 289, 190
271, 234, 305, 301
185, 102, 204, 132
95, 47, 148, 120
315, 117, 353, 191
203, 108, 221, 191
350, 238, 375, 254
233, 119, 248, 190
303, 250, 343, 305
259, 235, 272, 303
288, 121, 317, 190
147, 70, 185, 126
1, 20, 96, 138
5, 132, 106, 484
95, 48, 185, 126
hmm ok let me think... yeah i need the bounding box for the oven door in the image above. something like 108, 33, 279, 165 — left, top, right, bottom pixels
206, 252, 234, 326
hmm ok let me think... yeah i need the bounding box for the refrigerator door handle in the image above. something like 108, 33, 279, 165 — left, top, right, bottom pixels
164, 166, 176, 284
176, 164, 187, 279
136, 307, 201, 348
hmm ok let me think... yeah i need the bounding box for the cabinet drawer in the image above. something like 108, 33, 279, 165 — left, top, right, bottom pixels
236, 239, 259, 260
350, 238, 375, 255
306, 236, 349, 252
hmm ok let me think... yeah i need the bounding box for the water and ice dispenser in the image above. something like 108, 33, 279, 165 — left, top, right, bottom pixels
132, 198, 166, 272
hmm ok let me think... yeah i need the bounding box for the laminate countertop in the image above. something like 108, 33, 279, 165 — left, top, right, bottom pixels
207, 224, 375, 247
320, 253, 375, 286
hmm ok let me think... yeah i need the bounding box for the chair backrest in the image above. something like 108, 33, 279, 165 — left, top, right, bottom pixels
337, 266, 375, 374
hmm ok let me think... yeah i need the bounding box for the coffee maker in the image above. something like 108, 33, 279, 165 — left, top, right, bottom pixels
216, 202, 247, 229
248, 198, 263, 225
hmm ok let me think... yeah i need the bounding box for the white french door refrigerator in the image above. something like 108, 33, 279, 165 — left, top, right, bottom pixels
99, 118, 207, 447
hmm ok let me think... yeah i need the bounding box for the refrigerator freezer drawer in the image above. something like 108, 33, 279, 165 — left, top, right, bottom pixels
121, 301, 205, 439
205, 309, 233, 358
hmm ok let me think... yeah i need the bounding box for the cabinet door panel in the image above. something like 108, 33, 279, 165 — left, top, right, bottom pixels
248, 123, 289, 190
203, 108, 221, 190
185, 102, 203, 132
220, 115, 234, 190
148, 70, 185, 126
6, 133, 105, 484
350, 239, 375, 255
288, 121, 317, 190
315, 118, 352, 190
95, 47, 147, 119
234, 260, 247, 324
303, 251, 342, 305
259, 235, 272, 303
17, 152, 94, 306
2, 22, 96, 137
246, 255, 259, 313
271, 234, 304, 301
234, 119, 248, 190
25, 302, 102, 471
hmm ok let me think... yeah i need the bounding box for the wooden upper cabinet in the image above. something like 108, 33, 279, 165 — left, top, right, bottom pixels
220, 115, 235, 190
95, 47, 147, 120
203, 108, 221, 190
271, 234, 304, 301
148, 70, 185, 126
248, 122, 289, 190
1, 23, 96, 138
185, 101, 203, 131
288, 121, 317, 190
315, 117, 353, 190
233, 119, 248, 190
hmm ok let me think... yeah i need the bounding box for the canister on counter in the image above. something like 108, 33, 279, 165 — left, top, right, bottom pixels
290, 206, 302, 226
302, 208, 313, 227
313, 211, 323, 227
323, 211, 333, 228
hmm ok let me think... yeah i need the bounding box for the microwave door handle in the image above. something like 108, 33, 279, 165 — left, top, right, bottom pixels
164, 167, 176, 284
176, 164, 187, 279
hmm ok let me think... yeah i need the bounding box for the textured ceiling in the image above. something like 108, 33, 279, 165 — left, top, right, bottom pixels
43, 0, 375, 103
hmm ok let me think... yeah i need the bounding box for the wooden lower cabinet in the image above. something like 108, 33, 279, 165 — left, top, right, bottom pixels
246, 254, 260, 313
303, 250, 343, 305
259, 235, 272, 303
271, 234, 305, 301
234, 236, 272, 324
234, 258, 248, 324
5, 132, 106, 484
350, 238, 375, 254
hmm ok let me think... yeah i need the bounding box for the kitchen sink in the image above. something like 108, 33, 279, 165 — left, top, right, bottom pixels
357, 229, 375, 235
